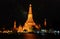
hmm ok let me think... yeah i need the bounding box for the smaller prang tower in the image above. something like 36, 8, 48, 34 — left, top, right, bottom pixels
44, 18, 47, 29
13, 20, 17, 32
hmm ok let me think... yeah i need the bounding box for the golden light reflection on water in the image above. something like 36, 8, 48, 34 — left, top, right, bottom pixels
23, 33, 37, 39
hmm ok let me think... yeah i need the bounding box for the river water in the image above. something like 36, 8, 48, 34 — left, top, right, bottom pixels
0, 33, 59, 39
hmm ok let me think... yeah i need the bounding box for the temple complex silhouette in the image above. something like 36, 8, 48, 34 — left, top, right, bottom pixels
13, 4, 46, 33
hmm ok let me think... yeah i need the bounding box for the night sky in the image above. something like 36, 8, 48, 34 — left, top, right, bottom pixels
0, 0, 60, 30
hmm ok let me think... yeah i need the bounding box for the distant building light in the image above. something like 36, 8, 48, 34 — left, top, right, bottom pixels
57, 31, 60, 34
3, 31, 8, 33
0, 31, 2, 33
54, 31, 57, 32
37, 31, 40, 33
41, 29, 47, 32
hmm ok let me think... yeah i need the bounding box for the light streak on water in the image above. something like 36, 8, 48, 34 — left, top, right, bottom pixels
23, 33, 37, 39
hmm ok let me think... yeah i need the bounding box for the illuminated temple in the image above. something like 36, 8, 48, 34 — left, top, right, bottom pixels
23, 4, 40, 32
13, 4, 41, 32
1, 4, 60, 34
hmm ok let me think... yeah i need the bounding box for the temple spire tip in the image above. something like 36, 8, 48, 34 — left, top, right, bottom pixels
29, 4, 32, 7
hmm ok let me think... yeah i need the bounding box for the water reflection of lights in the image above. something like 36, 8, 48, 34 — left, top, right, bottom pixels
41, 33, 45, 35
23, 33, 37, 39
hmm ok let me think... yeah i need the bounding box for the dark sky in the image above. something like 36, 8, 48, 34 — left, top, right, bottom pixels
0, 0, 60, 30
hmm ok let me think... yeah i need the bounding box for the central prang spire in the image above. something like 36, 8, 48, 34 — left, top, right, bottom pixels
28, 4, 32, 14
27, 4, 33, 22
23, 4, 40, 32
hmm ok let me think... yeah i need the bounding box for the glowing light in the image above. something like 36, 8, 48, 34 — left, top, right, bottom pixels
13, 20, 17, 30
23, 33, 36, 39
37, 31, 40, 33
44, 18, 47, 27
3, 30, 8, 33
17, 25, 23, 33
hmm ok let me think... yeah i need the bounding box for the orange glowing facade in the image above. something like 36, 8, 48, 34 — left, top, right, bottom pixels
17, 25, 23, 32
23, 4, 40, 32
